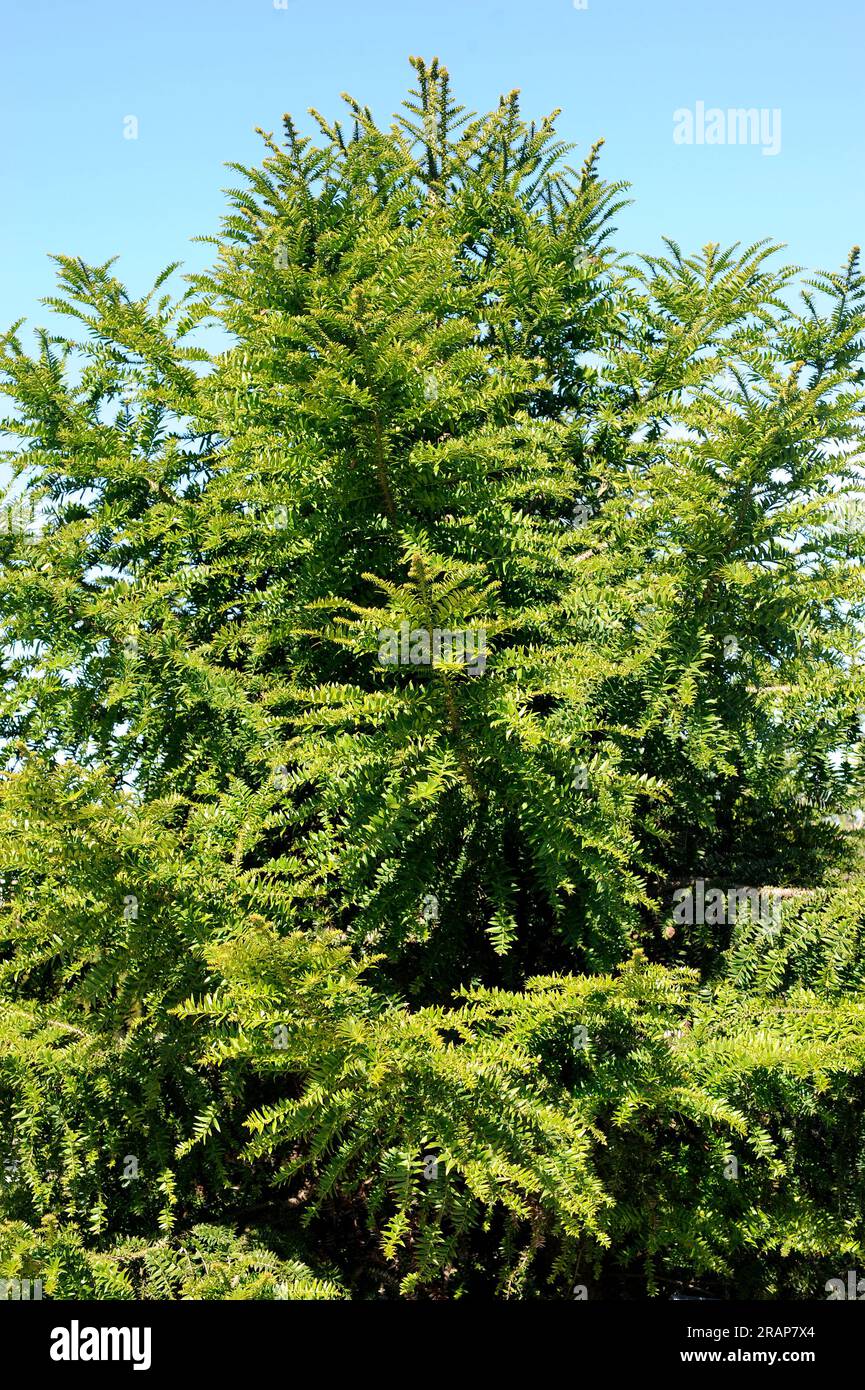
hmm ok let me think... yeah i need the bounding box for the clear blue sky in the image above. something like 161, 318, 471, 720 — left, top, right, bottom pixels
1, 0, 863, 336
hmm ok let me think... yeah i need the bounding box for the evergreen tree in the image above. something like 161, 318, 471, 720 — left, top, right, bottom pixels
1, 58, 864, 1299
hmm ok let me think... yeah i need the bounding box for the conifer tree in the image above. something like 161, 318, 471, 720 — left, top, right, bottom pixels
1, 58, 864, 1299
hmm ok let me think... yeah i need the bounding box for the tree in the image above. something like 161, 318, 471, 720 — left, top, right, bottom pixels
1, 57, 864, 1300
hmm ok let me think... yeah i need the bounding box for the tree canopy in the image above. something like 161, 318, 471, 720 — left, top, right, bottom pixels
1, 57, 864, 1300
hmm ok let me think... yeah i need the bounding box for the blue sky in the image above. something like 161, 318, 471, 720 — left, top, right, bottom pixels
1, 0, 863, 337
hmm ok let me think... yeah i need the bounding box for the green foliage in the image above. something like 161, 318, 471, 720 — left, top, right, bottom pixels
0, 58, 864, 1299
0, 1219, 345, 1299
